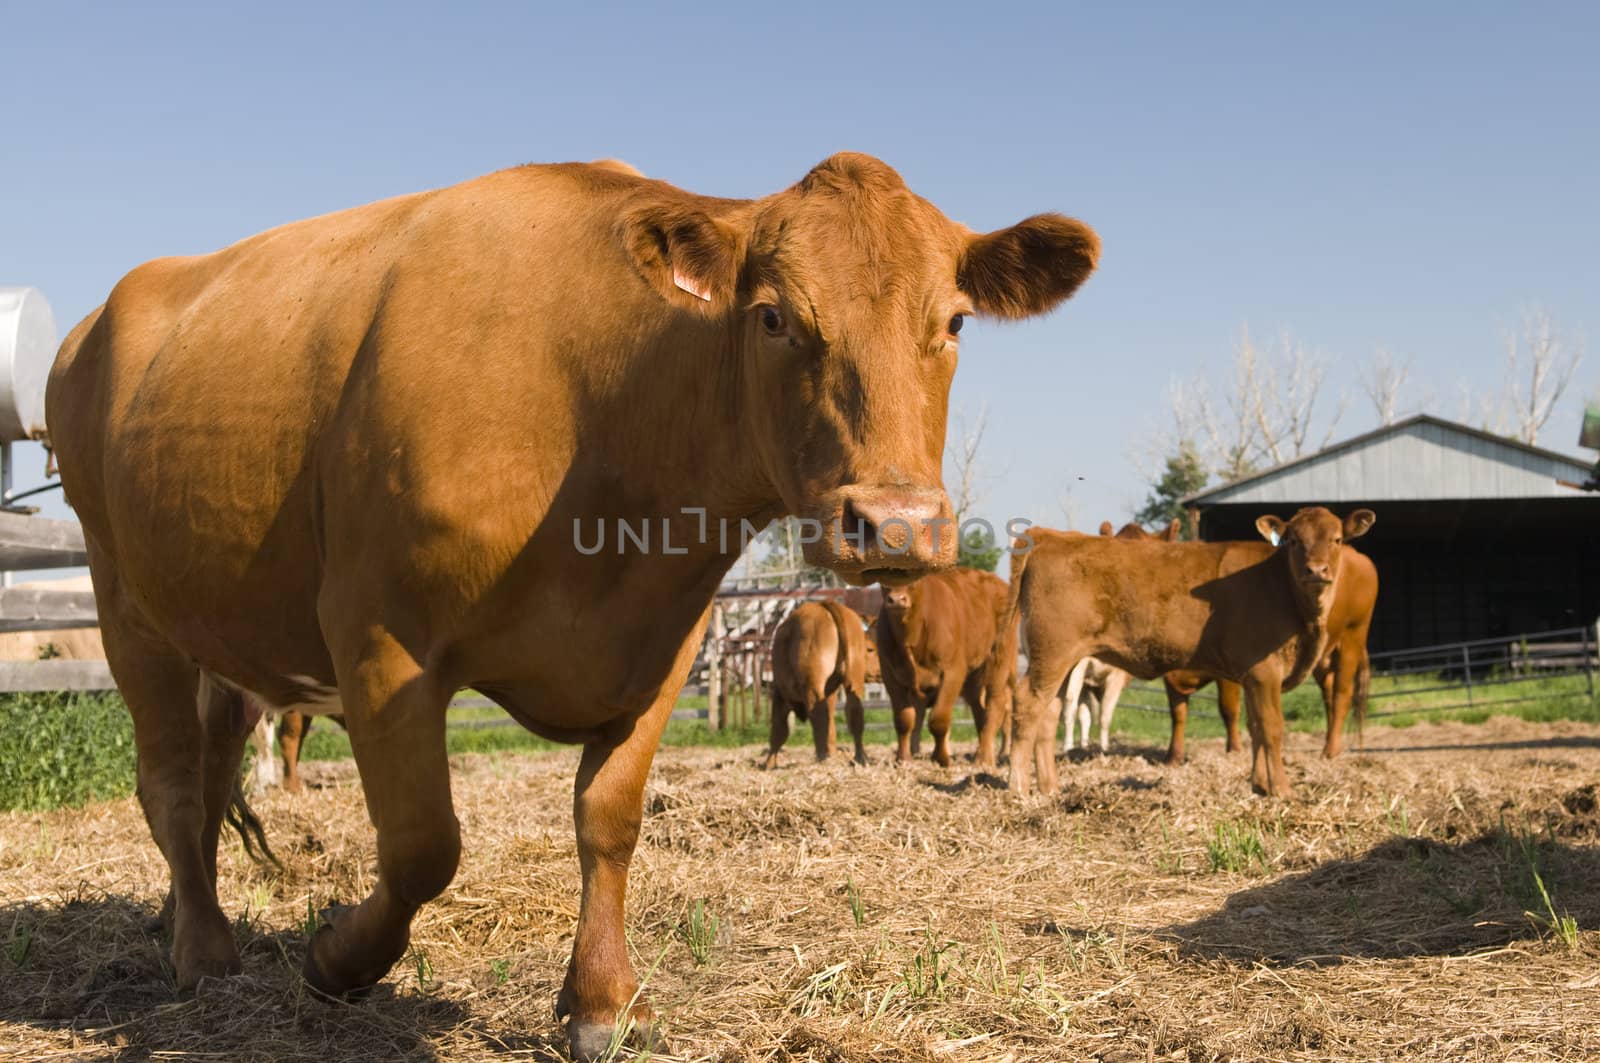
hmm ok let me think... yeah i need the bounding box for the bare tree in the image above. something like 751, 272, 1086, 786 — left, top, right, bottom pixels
1142, 325, 1344, 487
947, 405, 990, 522
1361, 348, 1410, 427
1502, 308, 1583, 445
1247, 329, 1345, 465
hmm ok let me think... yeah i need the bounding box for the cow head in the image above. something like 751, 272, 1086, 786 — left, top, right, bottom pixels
618, 152, 1099, 585
1256, 507, 1375, 610
880, 580, 916, 620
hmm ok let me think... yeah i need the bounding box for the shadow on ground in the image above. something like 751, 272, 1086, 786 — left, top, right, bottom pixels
0, 892, 567, 1062
1165, 830, 1600, 966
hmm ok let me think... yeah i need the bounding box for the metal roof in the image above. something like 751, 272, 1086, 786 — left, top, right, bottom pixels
1181, 414, 1597, 506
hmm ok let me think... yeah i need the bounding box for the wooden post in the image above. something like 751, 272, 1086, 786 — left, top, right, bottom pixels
707, 602, 724, 731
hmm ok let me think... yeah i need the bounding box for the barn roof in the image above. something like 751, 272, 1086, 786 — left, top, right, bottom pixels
1180, 414, 1597, 506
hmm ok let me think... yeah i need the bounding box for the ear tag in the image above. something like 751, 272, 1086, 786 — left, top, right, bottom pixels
1269, 531, 1281, 547
673, 270, 712, 301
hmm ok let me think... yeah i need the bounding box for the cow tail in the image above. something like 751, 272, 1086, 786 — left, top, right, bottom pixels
994, 541, 1031, 663
1354, 652, 1371, 749
225, 779, 283, 871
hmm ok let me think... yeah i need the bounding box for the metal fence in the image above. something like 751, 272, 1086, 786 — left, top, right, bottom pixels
1113, 624, 1599, 719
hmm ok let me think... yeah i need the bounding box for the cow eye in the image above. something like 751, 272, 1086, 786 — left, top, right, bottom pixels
949, 314, 964, 336
759, 305, 785, 336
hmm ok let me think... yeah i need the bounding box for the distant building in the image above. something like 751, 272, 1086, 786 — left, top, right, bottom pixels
1181, 415, 1600, 652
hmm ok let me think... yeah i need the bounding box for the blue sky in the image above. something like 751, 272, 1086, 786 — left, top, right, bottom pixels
4, 2, 1597, 536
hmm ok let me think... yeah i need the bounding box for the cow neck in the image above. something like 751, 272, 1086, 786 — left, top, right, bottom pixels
887, 604, 925, 663
1276, 547, 1333, 690
596, 311, 783, 576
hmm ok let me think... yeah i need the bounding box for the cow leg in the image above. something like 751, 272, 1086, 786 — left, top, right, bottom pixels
279, 710, 308, 793
99, 614, 240, 988
1321, 647, 1362, 759
558, 686, 680, 1060
1084, 691, 1103, 753
1059, 658, 1088, 754
1217, 680, 1243, 753
910, 705, 926, 757
926, 681, 962, 768
304, 633, 457, 999
842, 689, 868, 766
1098, 671, 1127, 754
762, 699, 791, 770
970, 678, 1004, 772
809, 689, 836, 761
1162, 679, 1189, 765
1243, 674, 1291, 797
1008, 662, 1071, 796
250, 714, 281, 794
889, 684, 918, 764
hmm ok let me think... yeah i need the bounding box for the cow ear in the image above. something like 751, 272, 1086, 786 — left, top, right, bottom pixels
617, 199, 738, 311
959, 214, 1100, 319
1256, 515, 1287, 546
1162, 518, 1181, 542
1097, 520, 1114, 537
1344, 509, 1376, 540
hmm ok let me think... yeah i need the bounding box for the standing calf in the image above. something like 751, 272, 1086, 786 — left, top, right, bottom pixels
876, 567, 1017, 769
763, 601, 873, 769
1004, 507, 1375, 796
1162, 546, 1377, 763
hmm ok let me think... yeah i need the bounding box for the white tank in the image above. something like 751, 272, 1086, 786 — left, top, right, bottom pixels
0, 287, 57, 442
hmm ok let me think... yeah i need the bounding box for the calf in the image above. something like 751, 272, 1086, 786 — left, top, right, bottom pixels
877, 567, 1017, 769
1055, 518, 1181, 753
1004, 507, 1375, 796
763, 601, 873, 768
1163, 547, 1378, 763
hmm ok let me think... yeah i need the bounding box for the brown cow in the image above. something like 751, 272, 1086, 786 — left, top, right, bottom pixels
1162, 546, 1378, 763
1054, 519, 1180, 753
763, 601, 873, 768
876, 567, 1018, 769
47, 153, 1097, 1058
1003, 507, 1375, 797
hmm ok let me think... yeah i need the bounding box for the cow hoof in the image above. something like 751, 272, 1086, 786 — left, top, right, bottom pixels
567, 1015, 665, 1062
171, 909, 242, 990
759, 755, 778, 771
301, 906, 399, 1001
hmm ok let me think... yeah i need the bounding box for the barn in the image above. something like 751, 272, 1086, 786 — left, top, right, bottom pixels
1181, 414, 1600, 654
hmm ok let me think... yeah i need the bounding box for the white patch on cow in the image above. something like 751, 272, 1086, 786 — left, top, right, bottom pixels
672, 270, 712, 301
1269, 530, 1281, 547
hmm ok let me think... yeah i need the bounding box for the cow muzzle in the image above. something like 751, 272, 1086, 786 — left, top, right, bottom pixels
802, 484, 956, 586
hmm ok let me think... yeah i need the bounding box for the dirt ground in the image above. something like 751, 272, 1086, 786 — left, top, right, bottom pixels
4, 716, 1600, 1062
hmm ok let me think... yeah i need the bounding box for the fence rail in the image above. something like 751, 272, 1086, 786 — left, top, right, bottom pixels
1110, 624, 1598, 719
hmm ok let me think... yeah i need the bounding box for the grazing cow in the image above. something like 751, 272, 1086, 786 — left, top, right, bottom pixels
47, 153, 1097, 1059
1161, 546, 1378, 763
763, 601, 873, 769
1003, 507, 1375, 797
876, 567, 1018, 769
1055, 519, 1180, 753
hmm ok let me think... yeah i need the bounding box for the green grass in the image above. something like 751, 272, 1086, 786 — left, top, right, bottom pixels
1, 671, 1594, 812
0, 691, 136, 811
1109, 671, 1598, 747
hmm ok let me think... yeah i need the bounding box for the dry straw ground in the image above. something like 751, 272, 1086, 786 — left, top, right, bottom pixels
4, 716, 1600, 1061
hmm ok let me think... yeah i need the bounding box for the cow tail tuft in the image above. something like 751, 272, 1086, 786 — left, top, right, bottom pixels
225, 779, 282, 871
